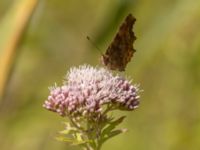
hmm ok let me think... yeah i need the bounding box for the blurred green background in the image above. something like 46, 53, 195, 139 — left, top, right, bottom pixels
0, 0, 200, 150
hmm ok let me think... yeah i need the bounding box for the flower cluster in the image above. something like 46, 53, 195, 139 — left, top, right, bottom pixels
43, 65, 140, 120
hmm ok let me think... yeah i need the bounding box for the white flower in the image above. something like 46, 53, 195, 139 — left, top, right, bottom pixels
43, 65, 140, 120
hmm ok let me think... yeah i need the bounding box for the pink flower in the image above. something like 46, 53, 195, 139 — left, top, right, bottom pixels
43, 65, 140, 120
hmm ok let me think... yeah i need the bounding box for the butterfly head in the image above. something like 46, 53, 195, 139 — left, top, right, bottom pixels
101, 54, 125, 71
101, 54, 109, 66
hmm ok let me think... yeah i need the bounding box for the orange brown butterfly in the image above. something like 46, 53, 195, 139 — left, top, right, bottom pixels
101, 14, 136, 71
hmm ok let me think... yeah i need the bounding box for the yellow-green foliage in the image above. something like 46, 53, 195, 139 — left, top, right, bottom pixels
0, 0, 200, 150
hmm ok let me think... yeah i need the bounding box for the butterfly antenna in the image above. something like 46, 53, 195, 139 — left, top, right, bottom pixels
86, 36, 103, 55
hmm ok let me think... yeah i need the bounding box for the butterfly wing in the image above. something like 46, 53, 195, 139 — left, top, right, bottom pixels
101, 14, 136, 71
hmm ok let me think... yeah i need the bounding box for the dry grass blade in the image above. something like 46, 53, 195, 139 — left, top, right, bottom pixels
0, 0, 39, 100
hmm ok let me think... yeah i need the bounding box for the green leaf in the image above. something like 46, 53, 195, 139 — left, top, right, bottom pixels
100, 129, 127, 145
102, 116, 126, 136
56, 132, 89, 146
59, 122, 79, 135
56, 136, 74, 142
57, 123, 91, 146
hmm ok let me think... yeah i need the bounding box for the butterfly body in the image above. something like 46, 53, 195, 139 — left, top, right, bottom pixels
101, 14, 136, 71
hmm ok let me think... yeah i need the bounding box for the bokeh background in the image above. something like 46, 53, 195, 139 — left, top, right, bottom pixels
0, 0, 200, 150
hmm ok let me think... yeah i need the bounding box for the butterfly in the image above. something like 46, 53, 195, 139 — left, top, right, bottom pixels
101, 14, 136, 71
